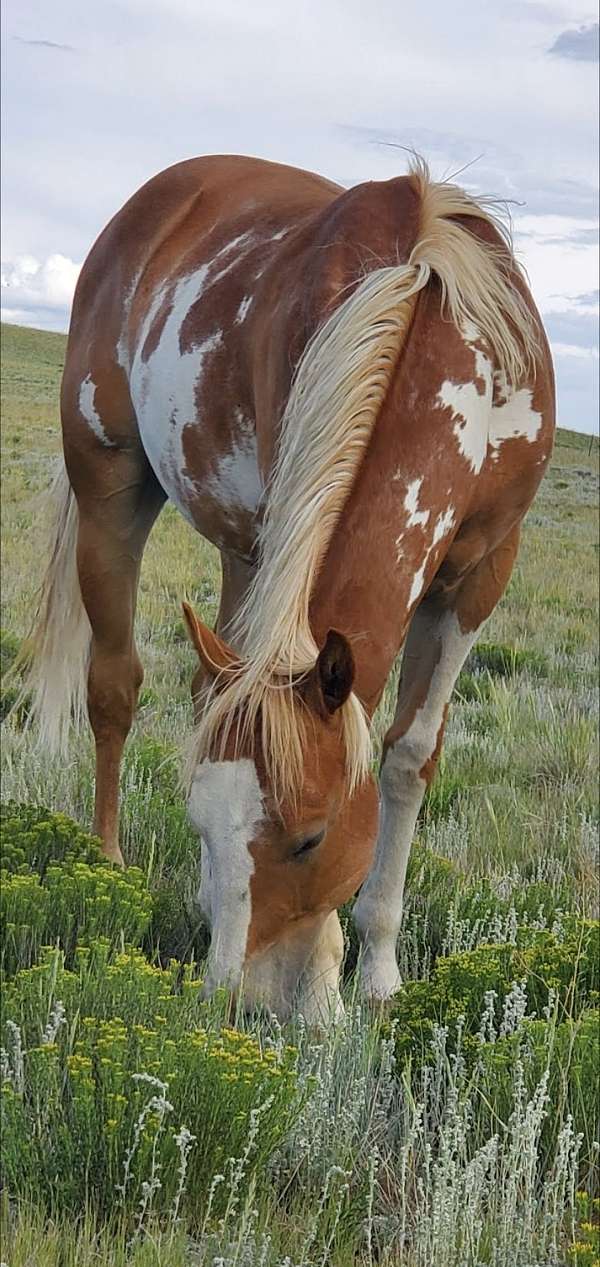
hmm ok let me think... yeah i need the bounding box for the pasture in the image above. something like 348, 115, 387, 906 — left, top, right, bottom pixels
1, 319, 599, 1265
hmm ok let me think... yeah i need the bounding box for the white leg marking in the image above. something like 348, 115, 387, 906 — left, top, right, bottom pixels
354, 611, 480, 1000
188, 758, 264, 992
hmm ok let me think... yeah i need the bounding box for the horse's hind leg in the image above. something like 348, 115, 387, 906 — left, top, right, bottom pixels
70, 444, 165, 863
353, 526, 521, 1000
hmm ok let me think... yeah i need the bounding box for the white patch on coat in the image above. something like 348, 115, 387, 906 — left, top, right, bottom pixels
209, 232, 255, 286
395, 478, 431, 562
489, 387, 542, 458
116, 269, 144, 373
188, 758, 264, 991
206, 410, 262, 518
129, 231, 264, 524
404, 477, 430, 530
78, 374, 115, 447
130, 266, 222, 524
235, 295, 253, 324
437, 322, 494, 474
407, 505, 456, 606
354, 610, 481, 1000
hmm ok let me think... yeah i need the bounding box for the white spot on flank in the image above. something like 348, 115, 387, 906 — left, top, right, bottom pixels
395, 478, 431, 562
188, 758, 264, 991
130, 263, 222, 523
437, 322, 493, 474
404, 478, 430, 529
489, 387, 542, 457
209, 232, 255, 286
116, 268, 143, 373
432, 505, 456, 546
235, 295, 253, 324
207, 411, 262, 519
78, 375, 114, 446
408, 506, 456, 606
129, 229, 267, 524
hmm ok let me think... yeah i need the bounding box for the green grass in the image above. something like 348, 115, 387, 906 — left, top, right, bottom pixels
1, 320, 599, 1265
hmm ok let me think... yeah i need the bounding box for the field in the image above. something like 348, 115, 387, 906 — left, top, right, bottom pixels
1, 320, 599, 1266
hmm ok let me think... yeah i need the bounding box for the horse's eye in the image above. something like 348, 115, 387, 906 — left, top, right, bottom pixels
293, 829, 325, 858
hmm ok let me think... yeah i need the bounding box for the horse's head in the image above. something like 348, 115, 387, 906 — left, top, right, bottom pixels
182, 603, 378, 1021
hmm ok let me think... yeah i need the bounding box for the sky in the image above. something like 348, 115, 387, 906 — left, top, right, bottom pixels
1, 0, 598, 433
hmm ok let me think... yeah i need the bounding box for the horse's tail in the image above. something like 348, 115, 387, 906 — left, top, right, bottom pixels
11, 463, 91, 753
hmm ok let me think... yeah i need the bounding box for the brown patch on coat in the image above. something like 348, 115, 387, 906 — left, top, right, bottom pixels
419, 702, 449, 784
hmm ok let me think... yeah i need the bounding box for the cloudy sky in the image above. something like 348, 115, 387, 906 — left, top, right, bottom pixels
1, 0, 598, 433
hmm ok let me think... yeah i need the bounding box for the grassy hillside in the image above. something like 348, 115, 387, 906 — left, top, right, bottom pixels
1, 321, 599, 1266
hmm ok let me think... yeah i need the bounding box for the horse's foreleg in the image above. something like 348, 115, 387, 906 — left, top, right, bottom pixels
354, 527, 520, 1000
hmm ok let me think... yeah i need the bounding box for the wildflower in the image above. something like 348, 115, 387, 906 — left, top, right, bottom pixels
42, 999, 66, 1044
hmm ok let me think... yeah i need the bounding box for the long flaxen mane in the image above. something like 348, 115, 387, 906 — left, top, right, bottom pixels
189, 158, 540, 804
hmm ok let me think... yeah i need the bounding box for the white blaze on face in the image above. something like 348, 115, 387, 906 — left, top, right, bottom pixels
188, 758, 264, 991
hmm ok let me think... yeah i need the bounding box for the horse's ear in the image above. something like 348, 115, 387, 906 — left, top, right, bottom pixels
305, 629, 355, 717
181, 602, 239, 678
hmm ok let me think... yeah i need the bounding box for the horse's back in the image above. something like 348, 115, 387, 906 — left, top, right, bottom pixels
61, 156, 342, 546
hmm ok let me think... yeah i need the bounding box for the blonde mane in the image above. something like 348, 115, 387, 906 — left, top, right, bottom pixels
189, 158, 540, 802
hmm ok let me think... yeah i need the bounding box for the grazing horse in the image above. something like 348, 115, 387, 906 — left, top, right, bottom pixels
24, 154, 554, 1020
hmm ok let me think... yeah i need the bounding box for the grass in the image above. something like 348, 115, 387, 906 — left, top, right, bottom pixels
1, 320, 599, 1265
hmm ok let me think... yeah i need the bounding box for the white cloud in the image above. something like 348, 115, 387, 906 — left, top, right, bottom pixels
552, 342, 599, 359
514, 222, 599, 317
0, 252, 80, 328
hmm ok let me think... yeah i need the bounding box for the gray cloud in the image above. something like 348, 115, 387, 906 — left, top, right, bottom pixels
544, 310, 599, 349
340, 124, 599, 223
517, 225, 599, 246
13, 35, 76, 51
571, 289, 600, 307
549, 23, 599, 61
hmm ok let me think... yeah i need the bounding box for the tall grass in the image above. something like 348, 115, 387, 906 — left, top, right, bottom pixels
1, 322, 599, 1263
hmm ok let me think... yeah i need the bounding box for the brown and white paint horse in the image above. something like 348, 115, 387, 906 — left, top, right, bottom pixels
24, 154, 554, 1020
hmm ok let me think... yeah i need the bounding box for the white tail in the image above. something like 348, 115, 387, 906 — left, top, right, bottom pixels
15, 464, 91, 754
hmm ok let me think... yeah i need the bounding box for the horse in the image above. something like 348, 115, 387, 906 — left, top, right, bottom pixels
22, 153, 555, 1021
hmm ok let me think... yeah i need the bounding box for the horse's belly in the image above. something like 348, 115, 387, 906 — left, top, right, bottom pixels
136, 388, 262, 553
